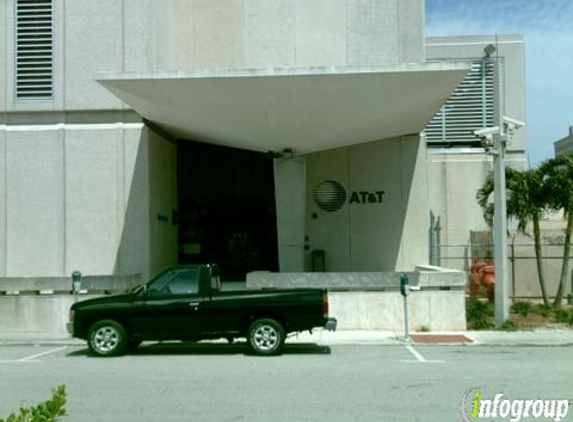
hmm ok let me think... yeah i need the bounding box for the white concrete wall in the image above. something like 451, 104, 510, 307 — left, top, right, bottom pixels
0, 0, 424, 113
330, 291, 466, 331
150, 0, 425, 71
0, 124, 156, 279
274, 157, 306, 272
148, 130, 178, 278
1, 0, 152, 112
427, 152, 527, 266
247, 269, 467, 331
305, 135, 429, 272
6, 129, 65, 276
0, 127, 5, 276
0, 0, 6, 112
0, 296, 76, 334
63, 0, 124, 110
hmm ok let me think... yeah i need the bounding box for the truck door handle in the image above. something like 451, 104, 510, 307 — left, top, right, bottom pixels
189, 302, 199, 310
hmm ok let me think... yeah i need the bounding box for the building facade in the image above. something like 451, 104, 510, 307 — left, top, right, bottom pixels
554, 126, 573, 156
425, 35, 527, 268
0, 1, 524, 284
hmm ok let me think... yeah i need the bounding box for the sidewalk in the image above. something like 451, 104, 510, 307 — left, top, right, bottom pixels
1, 329, 572, 347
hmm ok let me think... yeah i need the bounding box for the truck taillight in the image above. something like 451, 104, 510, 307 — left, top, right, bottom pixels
323, 292, 329, 317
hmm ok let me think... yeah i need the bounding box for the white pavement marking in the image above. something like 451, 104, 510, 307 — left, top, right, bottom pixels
405, 345, 426, 362
18, 346, 68, 362
402, 345, 445, 364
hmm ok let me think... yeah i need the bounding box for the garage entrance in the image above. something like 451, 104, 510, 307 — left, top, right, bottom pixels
177, 141, 279, 281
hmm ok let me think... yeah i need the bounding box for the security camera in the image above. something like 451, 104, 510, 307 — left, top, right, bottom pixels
473, 126, 500, 138
502, 116, 525, 131
473, 126, 500, 152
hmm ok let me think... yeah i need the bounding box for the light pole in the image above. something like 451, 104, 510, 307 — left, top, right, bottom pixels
475, 44, 523, 327
492, 102, 510, 326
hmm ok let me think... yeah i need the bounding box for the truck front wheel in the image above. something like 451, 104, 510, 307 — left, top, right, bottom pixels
247, 318, 285, 356
87, 320, 128, 357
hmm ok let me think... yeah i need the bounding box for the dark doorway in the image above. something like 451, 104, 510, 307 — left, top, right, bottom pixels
177, 141, 279, 281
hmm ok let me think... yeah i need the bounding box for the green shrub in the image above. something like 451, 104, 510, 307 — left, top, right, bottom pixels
499, 320, 518, 331
0, 385, 66, 422
535, 304, 553, 318
553, 309, 573, 326
511, 301, 533, 317
467, 299, 494, 330
417, 325, 431, 333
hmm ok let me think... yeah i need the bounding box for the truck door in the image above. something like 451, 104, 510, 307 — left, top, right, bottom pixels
132, 268, 210, 340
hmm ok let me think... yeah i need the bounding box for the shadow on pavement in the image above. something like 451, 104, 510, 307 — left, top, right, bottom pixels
66, 342, 331, 357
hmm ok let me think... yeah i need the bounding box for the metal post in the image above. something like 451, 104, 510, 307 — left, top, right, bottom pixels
492, 56, 510, 326
403, 295, 410, 341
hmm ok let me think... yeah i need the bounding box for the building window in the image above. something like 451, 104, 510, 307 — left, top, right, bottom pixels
15, 0, 54, 100
425, 59, 503, 147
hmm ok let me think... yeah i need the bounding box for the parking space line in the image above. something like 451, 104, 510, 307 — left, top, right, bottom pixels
401, 345, 445, 364
18, 346, 67, 362
405, 345, 426, 362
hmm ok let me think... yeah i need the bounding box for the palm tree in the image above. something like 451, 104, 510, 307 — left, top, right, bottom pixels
477, 167, 550, 306
539, 155, 573, 308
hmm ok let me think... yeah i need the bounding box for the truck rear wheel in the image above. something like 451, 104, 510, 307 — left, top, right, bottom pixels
87, 320, 128, 357
247, 318, 285, 356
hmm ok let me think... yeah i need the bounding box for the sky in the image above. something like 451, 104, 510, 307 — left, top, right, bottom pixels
425, 0, 573, 166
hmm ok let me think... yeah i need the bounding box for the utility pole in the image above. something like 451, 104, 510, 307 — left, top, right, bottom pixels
491, 50, 510, 327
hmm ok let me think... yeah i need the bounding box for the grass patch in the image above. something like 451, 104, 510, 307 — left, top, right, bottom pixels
511, 301, 533, 317
534, 304, 553, 318
553, 308, 573, 326
498, 320, 518, 331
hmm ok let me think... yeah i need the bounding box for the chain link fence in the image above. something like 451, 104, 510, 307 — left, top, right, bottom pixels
430, 241, 573, 301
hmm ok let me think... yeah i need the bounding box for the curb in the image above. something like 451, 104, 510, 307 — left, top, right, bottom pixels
1, 330, 573, 347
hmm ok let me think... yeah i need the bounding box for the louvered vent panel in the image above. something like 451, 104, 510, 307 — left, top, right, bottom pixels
16, 0, 53, 100
425, 60, 499, 145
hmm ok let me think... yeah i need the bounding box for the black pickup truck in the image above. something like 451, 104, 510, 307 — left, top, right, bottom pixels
67, 265, 337, 356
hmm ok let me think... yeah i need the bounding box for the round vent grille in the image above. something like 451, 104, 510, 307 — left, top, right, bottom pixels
314, 180, 346, 212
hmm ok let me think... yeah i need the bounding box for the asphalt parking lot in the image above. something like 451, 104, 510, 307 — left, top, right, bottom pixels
1, 342, 572, 422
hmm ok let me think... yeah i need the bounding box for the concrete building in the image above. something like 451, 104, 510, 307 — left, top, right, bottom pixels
0, 0, 525, 300
424, 35, 528, 268
0, 0, 534, 333
1, 0, 476, 284
554, 126, 573, 156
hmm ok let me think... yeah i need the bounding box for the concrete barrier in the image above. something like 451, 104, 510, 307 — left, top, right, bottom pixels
0, 274, 141, 334
0, 274, 141, 295
0, 269, 467, 334
247, 268, 467, 332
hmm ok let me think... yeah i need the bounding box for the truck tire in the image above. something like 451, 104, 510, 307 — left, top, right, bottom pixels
247, 318, 285, 356
87, 320, 128, 357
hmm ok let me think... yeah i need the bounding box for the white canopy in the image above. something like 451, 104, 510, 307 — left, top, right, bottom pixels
98, 63, 469, 153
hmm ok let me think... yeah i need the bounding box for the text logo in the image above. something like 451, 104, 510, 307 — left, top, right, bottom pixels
349, 191, 385, 204
314, 180, 347, 212
460, 387, 571, 422
314, 181, 385, 212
